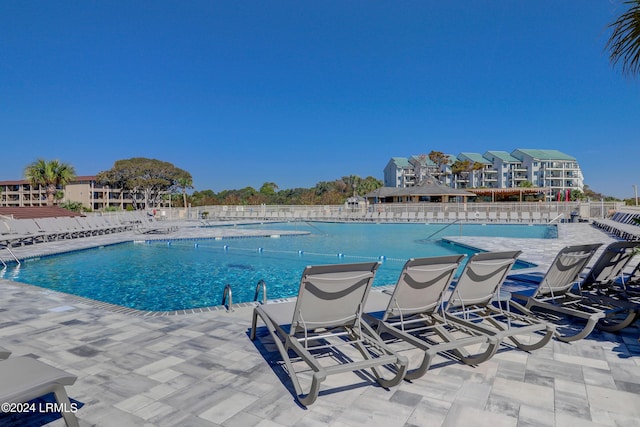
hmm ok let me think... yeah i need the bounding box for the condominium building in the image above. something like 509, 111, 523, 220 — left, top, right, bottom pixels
0, 176, 137, 210
384, 149, 583, 200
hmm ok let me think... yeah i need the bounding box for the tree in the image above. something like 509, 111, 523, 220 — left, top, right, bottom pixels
451, 159, 474, 188
96, 158, 191, 210
259, 182, 279, 197
59, 200, 85, 212
428, 151, 451, 182
356, 176, 383, 195
606, 0, 640, 77
24, 159, 76, 206
176, 173, 194, 208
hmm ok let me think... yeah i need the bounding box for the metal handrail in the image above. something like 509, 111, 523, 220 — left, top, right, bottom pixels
1, 247, 20, 269
549, 213, 565, 224
221, 284, 233, 312
419, 219, 461, 242
254, 279, 267, 304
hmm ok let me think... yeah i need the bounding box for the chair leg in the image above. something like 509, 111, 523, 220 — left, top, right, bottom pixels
52, 385, 80, 427
356, 322, 408, 388
596, 310, 638, 332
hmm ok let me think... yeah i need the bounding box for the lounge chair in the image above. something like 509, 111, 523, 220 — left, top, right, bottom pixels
4, 219, 49, 245
0, 356, 79, 427
439, 251, 554, 363
609, 261, 640, 300
576, 241, 640, 328
250, 262, 407, 406
363, 255, 489, 380
507, 244, 637, 341
134, 214, 178, 234
580, 241, 640, 290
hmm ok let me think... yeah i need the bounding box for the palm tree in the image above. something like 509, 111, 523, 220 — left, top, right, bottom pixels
606, 0, 640, 77
24, 159, 76, 206
176, 175, 193, 208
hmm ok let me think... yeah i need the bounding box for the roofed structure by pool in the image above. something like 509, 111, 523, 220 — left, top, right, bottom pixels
365, 175, 476, 203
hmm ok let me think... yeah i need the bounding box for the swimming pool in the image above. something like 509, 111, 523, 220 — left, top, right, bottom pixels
2, 222, 554, 311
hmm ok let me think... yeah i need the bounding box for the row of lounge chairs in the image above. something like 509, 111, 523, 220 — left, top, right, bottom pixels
251, 241, 640, 406
210, 209, 559, 223
0, 348, 78, 426
0, 216, 133, 248
592, 211, 640, 241
0, 213, 179, 248
365, 210, 556, 223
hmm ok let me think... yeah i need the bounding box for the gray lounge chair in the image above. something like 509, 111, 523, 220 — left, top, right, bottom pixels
0, 356, 79, 427
364, 255, 488, 380
250, 262, 407, 406
134, 213, 178, 234
439, 251, 555, 363
581, 241, 640, 290
507, 244, 637, 341
576, 241, 640, 330
610, 262, 640, 301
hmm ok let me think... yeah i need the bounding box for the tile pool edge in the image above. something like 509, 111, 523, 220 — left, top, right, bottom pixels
440, 237, 538, 269
1, 278, 301, 317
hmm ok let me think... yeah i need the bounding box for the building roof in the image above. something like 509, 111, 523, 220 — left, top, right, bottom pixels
0, 206, 82, 219
484, 151, 521, 163
408, 155, 436, 166
512, 149, 576, 161
388, 157, 411, 168
366, 175, 476, 198
0, 176, 97, 186
446, 154, 458, 164
458, 152, 491, 164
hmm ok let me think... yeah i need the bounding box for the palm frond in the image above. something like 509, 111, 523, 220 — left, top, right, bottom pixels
606, 0, 640, 77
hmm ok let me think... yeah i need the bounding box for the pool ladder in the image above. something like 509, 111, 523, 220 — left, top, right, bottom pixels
221, 279, 267, 312
0, 247, 20, 270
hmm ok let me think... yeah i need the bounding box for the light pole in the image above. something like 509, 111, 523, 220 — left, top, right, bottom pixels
634, 184, 638, 206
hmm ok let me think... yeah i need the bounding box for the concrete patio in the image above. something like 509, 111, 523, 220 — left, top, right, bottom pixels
0, 222, 639, 426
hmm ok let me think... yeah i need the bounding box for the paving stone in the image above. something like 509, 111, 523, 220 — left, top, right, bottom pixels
0, 223, 639, 426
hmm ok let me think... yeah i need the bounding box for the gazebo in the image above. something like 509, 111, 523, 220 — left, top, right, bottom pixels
364, 176, 476, 204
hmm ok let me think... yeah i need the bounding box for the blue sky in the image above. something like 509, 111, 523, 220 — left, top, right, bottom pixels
1, 1, 638, 198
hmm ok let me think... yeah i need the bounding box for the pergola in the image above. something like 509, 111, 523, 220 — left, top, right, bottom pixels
467, 187, 550, 202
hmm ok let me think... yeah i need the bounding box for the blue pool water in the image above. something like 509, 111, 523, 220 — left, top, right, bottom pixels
3, 222, 553, 311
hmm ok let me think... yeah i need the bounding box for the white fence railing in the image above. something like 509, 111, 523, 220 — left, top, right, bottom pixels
98, 201, 622, 223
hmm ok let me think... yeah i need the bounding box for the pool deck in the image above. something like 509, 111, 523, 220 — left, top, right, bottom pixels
1, 222, 639, 426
